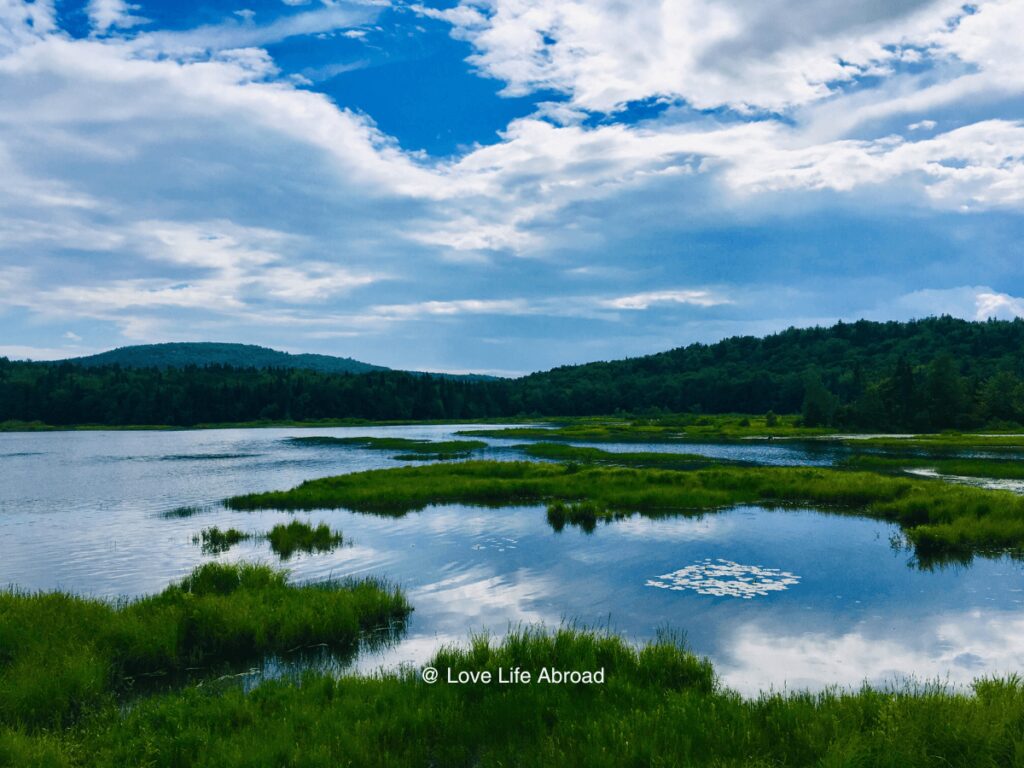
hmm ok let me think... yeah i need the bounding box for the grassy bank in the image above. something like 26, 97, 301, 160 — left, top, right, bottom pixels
3, 627, 1023, 767
0, 563, 409, 730
460, 414, 832, 443
844, 434, 1024, 451
842, 454, 1024, 480
516, 442, 743, 469
226, 460, 1024, 559
287, 435, 487, 460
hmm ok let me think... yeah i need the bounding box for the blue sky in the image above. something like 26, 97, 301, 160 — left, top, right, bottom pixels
1, 0, 1023, 374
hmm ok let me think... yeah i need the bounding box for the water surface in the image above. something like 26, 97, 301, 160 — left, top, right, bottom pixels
2, 426, 1022, 695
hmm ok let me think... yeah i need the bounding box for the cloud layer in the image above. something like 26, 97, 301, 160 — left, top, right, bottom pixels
0, 0, 1022, 371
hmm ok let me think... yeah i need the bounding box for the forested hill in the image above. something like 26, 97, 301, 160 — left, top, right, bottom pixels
510, 316, 1024, 420
3, 316, 1024, 429
65, 342, 388, 375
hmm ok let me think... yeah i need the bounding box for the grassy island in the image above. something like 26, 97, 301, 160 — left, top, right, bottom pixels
226, 460, 1024, 560
287, 435, 488, 460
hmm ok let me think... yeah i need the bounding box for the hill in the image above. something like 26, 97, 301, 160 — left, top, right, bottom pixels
65, 343, 389, 375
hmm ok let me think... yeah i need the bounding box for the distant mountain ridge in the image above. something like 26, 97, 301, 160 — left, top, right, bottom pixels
62, 342, 501, 382
65, 343, 390, 375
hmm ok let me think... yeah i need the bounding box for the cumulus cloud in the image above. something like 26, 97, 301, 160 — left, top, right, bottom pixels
416, 0, 979, 113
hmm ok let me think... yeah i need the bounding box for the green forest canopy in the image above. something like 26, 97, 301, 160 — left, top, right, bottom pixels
2, 316, 1023, 429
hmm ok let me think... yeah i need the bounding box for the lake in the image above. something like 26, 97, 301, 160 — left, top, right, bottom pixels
2, 425, 1021, 696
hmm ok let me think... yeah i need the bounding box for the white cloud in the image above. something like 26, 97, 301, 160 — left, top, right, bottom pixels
600, 290, 731, 310
419, 0, 975, 114
882, 286, 1024, 322
88, 0, 147, 33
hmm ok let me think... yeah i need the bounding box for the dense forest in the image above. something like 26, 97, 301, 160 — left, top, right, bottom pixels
2, 316, 1023, 429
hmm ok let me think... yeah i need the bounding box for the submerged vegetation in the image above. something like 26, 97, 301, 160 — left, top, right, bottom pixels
227, 460, 1024, 560
0, 563, 409, 730
266, 521, 343, 559
3, 626, 1024, 767
287, 435, 487, 460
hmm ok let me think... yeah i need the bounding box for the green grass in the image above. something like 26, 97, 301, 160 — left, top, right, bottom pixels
226, 460, 1024, 560
266, 521, 343, 559
843, 454, 1024, 480
159, 504, 212, 519
287, 435, 488, 459
0, 562, 409, 730
843, 434, 1024, 451
517, 442, 740, 469
460, 414, 830, 443
4, 627, 1023, 767
190, 523, 344, 558
192, 526, 251, 554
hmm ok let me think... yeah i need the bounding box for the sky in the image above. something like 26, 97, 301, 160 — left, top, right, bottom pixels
0, 0, 1023, 375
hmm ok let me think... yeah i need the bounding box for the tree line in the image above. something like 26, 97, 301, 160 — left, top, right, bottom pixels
2, 316, 1023, 429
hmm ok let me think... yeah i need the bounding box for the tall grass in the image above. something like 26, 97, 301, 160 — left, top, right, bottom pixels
226, 460, 1024, 559
4, 627, 1022, 767
0, 563, 409, 730
266, 520, 343, 559
192, 526, 250, 554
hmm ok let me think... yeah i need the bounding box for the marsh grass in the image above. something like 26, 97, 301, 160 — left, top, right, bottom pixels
159, 504, 212, 519
227, 460, 1024, 560
287, 435, 487, 459
0, 563, 409, 730
4, 627, 1023, 767
843, 454, 1024, 480
192, 527, 251, 554
460, 414, 829, 443
266, 521, 343, 559
518, 442, 739, 469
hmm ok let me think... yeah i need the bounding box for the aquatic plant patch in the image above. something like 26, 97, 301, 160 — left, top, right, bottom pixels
226, 460, 1024, 561
647, 559, 801, 598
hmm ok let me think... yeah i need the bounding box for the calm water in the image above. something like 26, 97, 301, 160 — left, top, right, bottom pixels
2, 426, 1022, 695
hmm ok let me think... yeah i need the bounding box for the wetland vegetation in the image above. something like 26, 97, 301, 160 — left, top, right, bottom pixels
226, 460, 1024, 561
192, 522, 344, 558
0, 563, 409, 730
287, 435, 487, 460
2, 626, 1023, 767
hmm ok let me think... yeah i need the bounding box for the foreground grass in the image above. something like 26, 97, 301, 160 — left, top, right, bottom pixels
3, 627, 1023, 767
227, 460, 1024, 559
0, 563, 409, 730
287, 435, 487, 460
